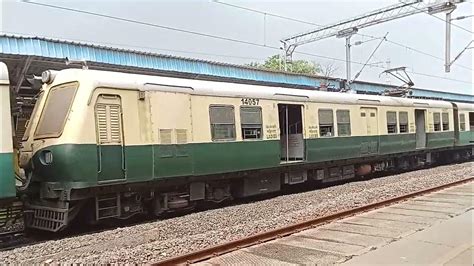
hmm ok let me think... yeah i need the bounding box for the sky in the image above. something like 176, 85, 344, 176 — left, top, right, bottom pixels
1, 0, 473, 94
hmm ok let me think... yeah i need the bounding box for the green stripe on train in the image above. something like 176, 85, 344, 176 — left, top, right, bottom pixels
306, 134, 417, 162
458, 131, 473, 146
426, 131, 455, 149
31, 140, 281, 186
0, 152, 16, 199
30, 131, 462, 189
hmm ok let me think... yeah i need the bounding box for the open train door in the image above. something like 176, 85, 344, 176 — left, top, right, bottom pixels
278, 104, 304, 162
95, 94, 126, 183
415, 109, 426, 149
451, 103, 460, 145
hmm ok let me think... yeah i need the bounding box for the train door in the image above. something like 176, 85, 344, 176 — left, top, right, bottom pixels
360, 107, 378, 135
360, 107, 379, 154
470, 112, 474, 131
278, 104, 304, 162
415, 109, 426, 149
149, 90, 193, 177
95, 94, 126, 183
452, 103, 459, 144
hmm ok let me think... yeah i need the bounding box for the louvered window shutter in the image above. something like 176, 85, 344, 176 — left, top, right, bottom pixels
109, 105, 121, 143
318, 109, 334, 125
160, 129, 172, 144
399, 112, 408, 124
95, 95, 122, 144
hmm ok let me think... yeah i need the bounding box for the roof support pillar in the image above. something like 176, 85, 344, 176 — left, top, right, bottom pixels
13, 56, 33, 93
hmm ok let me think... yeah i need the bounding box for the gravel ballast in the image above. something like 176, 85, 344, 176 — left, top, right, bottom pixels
1, 162, 472, 264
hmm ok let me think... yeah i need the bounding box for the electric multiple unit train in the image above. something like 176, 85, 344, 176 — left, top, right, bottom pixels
0, 63, 472, 232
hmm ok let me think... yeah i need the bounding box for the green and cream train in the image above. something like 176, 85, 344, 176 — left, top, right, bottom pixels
2, 66, 473, 232
0, 62, 20, 229
0, 63, 16, 200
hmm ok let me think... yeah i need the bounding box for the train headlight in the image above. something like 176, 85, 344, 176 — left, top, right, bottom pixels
41, 70, 57, 84
39, 150, 53, 165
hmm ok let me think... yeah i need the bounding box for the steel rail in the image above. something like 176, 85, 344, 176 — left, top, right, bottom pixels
0, 230, 26, 251
154, 177, 473, 265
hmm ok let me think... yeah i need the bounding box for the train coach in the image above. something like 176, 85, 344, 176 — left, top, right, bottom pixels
6, 67, 473, 232
0, 62, 20, 227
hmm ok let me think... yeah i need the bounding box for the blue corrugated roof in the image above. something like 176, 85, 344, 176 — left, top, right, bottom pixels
410, 89, 473, 102
0, 34, 472, 102
0, 34, 330, 88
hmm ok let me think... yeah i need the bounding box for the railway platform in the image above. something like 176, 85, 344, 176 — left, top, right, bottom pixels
197, 180, 473, 265
343, 208, 473, 265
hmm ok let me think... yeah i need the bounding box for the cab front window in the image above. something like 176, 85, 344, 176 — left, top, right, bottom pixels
34, 82, 78, 139
22, 91, 44, 141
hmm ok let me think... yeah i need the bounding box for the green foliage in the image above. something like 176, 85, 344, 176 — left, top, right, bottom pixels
247, 55, 321, 75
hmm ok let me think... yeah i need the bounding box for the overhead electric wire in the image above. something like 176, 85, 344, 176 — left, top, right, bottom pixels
20, 0, 474, 85
292, 50, 472, 84
214, 0, 472, 71
358, 32, 472, 71
399, 0, 473, 34
352, 33, 389, 82
213, 0, 323, 27
0, 30, 265, 61
21, 0, 269, 48
18, 1, 384, 67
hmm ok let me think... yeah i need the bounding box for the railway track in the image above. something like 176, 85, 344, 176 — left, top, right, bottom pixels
0, 215, 163, 252
0, 230, 26, 251
0, 162, 471, 263
154, 177, 473, 265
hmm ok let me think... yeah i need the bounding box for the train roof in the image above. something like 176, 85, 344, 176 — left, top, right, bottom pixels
456, 102, 474, 111
52, 68, 455, 109
0, 62, 9, 84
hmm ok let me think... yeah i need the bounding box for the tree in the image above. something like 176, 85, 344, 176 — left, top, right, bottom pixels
319, 61, 339, 78
318, 61, 340, 91
248, 55, 322, 75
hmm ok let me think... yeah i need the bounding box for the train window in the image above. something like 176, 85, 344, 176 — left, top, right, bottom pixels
399, 112, 408, 133
96, 97, 123, 144
459, 114, 466, 131
34, 82, 78, 139
336, 110, 351, 136
209, 105, 236, 141
433, 113, 441, 131
22, 91, 44, 141
442, 112, 449, 131
386, 111, 398, 134
319, 109, 334, 137
240, 106, 262, 140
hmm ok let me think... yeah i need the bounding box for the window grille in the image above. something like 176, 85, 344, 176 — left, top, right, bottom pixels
319, 109, 334, 137
433, 113, 441, 132
399, 111, 408, 133
336, 110, 351, 136
210, 105, 236, 141
240, 106, 262, 139
460, 113, 465, 131
442, 112, 449, 131
386, 111, 397, 134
